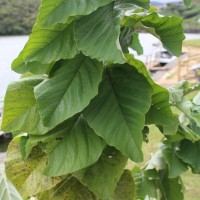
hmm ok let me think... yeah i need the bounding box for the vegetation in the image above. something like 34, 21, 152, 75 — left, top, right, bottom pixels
0, 0, 40, 35
160, 2, 200, 33
184, 38, 200, 47
2, 0, 200, 199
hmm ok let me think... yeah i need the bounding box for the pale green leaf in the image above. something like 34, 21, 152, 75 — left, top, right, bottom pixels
44, 116, 105, 176
161, 141, 188, 178
158, 170, 184, 200
0, 165, 22, 200
5, 137, 62, 199
132, 167, 157, 199
177, 139, 200, 174
130, 32, 143, 55
37, 177, 98, 200
75, 3, 125, 64
114, 170, 135, 200
37, 0, 114, 28
74, 147, 128, 200
35, 54, 103, 128
84, 65, 152, 162
12, 22, 78, 74
1, 78, 49, 135
141, 12, 185, 56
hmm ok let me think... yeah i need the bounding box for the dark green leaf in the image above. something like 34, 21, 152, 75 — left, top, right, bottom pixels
114, 170, 135, 200
183, 0, 191, 7
126, 55, 177, 129
1, 78, 49, 135
141, 12, 185, 56
161, 141, 188, 178
158, 170, 184, 200
75, 3, 125, 64
35, 54, 103, 128
177, 140, 200, 174
44, 116, 105, 176
84, 65, 152, 162
74, 147, 128, 200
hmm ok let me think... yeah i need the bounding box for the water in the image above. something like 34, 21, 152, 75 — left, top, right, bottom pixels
0, 36, 28, 97
0, 33, 200, 98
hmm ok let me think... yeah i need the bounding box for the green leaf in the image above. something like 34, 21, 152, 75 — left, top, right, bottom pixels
141, 12, 185, 56
158, 170, 184, 200
130, 32, 143, 55
117, 0, 150, 9
114, 170, 135, 200
84, 65, 152, 162
132, 167, 157, 199
161, 141, 188, 178
177, 140, 200, 174
44, 116, 105, 176
1, 77, 49, 135
37, 0, 113, 28
37, 177, 98, 200
183, 0, 191, 7
126, 55, 177, 128
75, 3, 125, 64
23, 115, 80, 158
74, 147, 128, 200
0, 165, 22, 200
12, 22, 79, 74
5, 137, 62, 199
35, 54, 103, 128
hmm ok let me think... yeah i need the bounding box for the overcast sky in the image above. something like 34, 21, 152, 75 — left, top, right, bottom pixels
159, 0, 180, 2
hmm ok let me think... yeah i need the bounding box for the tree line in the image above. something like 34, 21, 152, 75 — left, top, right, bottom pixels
0, 0, 40, 35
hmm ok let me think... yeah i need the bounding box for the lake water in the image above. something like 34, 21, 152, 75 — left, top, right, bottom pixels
0, 33, 200, 98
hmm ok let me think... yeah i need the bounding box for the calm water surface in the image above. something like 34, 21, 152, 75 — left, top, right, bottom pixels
0, 33, 200, 97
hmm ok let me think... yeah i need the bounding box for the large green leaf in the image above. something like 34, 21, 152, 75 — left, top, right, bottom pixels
0, 165, 22, 200
35, 54, 103, 128
37, 177, 98, 200
5, 137, 62, 199
75, 3, 125, 64
177, 140, 200, 174
1, 77, 49, 135
132, 167, 158, 199
37, 0, 113, 28
119, 0, 150, 9
141, 12, 185, 56
158, 170, 184, 200
84, 65, 152, 162
161, 141, 188, 178
74, 147, 128, 200
44, 116, 104, 176
126, 55, 177, 129
12, 22, 78, 74
23, 115, 80, 158
114, 170, 135, 200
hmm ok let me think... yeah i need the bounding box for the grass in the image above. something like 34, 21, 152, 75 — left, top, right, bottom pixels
127, 125, 200, 200
184, 39, 200, 47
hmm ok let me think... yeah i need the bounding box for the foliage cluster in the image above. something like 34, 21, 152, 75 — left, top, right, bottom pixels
0, 0, 40, 35
2, 0, 200, 200
160, 2, 200, 33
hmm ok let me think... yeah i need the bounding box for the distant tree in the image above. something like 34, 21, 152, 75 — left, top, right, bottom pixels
0, 0, 40, 35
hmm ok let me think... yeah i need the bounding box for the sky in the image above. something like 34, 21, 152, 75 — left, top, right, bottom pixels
160, 0, 180, 2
